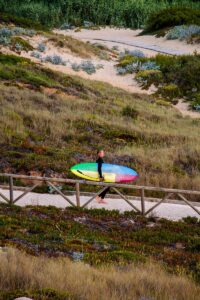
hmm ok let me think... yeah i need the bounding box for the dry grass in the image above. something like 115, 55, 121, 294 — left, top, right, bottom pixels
46, 32, 110, 59
0, 80, 200, 190
0, 248, 200, 300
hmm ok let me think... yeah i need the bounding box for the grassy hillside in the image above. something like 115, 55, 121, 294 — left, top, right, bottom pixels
1, 248, 200, 300
0, 1, 200, 28
0, 53, 200, 190
1, 204, 200, 295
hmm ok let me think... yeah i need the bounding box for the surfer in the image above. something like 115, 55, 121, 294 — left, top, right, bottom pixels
96, 149, 110, 204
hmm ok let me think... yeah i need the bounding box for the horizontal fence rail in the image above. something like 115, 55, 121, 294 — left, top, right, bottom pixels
0, 173, 199, 216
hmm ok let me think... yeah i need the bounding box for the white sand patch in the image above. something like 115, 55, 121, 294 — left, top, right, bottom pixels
0, 188, 199, 221
175, 100, 200, 118
59, 27, 200, 56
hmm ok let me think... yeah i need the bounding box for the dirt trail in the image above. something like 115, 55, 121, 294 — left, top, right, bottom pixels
60, 28, 200, 56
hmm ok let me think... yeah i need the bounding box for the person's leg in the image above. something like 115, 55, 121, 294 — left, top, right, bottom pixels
97, 187, 110, 203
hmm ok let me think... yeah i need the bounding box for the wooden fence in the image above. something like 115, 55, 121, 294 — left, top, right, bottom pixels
0, 173, 200, 216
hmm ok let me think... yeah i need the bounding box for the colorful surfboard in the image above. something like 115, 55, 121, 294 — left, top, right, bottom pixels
70, 163, 138, 183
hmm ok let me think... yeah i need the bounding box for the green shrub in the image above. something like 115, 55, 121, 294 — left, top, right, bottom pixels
0, 12, 46, 30
11, 37, 34, 52
135, 69, 163, 88
159, 84, 180, 100
122, 105, 139, 119
155, 99, 171, 107
145, 7, 200, 33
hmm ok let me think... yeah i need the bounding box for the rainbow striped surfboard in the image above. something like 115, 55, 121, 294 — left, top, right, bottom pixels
70, 163, 138, 183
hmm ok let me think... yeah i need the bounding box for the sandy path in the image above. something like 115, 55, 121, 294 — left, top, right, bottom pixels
58, 28, 200, 56
0, 189, 199, 221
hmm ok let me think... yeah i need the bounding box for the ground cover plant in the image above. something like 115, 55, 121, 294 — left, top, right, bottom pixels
117, 51, 200, 107
0, 204, 200, 291
166, 25, 200, 42
0, 1, 200, 29
0, 53, 200, 190
0, 26, 35, 52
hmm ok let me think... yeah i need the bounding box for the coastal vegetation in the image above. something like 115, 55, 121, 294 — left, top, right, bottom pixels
0, 204, 200, 299
117, 52, 200, 107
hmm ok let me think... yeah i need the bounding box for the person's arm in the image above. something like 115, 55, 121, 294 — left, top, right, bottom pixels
97, 158, 103, 178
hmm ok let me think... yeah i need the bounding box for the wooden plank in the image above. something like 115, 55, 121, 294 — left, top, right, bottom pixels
0, 173, 200, 195
13, 184, 39, 204
177, 193, 200, 216
82, 187, 109, 208
47, 181, 75, 207
76, 183, 80, 207
145, 193, 174, 216
9, 176, 14, 205
141, 188, 145, 215
0, 191, 10, 203
112, 187, 140, 213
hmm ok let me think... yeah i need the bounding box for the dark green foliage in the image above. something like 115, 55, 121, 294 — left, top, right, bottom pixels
145, 7, 200, 33
122, 105, 139, 119
0, 1, 200, 28
0, 12, 45, 30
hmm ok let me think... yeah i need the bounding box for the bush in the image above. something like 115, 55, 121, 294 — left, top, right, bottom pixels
60, 23, 74, 30
122, 105, 139, 119
38, 42, 46, 52
119, 49, 145, 59
44, 55, 66, 65
159, 84, 180, 99
166, 25, 200, 41
117, 55, 138, 67
31, 51, 41, 59
145, 7, 200, 33
11, 37, 34, 52
0, 12, 45, 30
135, 69, 163, 88
71, 60, 97, 74
155, 99, 171, 107
140, 61, 160, 71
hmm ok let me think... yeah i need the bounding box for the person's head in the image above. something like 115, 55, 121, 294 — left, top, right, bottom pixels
97, 149, 105, 158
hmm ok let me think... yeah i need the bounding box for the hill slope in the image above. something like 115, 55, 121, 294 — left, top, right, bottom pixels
0, 53, 200, 190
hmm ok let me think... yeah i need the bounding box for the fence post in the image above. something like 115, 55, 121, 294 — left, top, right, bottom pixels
76, 183, 80, 207
9, 176, 14, 205
141, 188, 145, 215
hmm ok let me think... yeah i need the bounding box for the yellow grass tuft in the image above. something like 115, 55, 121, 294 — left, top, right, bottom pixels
0, 248, 200, 300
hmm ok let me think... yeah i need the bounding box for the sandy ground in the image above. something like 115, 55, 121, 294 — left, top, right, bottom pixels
58, 28, 200, 56
0, 188, 200, 221
22, 34, 153, 94
175, 100, 200, 118
2, 27, 200, 117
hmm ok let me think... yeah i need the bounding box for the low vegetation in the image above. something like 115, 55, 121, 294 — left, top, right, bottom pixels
117, 51, 200, 107
1, 247, 200, 300
1, 204, 200, 270
0, 53, 200, 190
47, 33, 111, 59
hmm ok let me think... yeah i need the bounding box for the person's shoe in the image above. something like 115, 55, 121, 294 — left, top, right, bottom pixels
96, 196, 102, 203
98, 199, 107, 204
